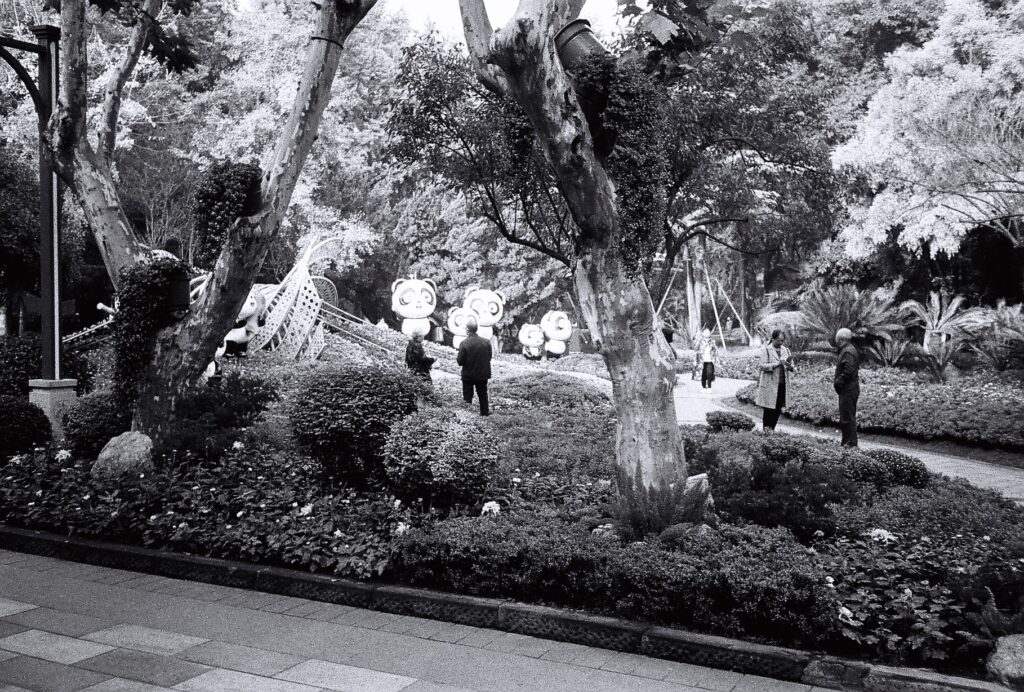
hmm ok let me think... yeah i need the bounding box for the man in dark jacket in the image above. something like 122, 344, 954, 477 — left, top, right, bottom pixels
833, 328, 860, 447
405, 333, 434, 381
457, 318, 492, 416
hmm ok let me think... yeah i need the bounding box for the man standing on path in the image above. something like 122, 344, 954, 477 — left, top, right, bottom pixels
834, 327, 860, 447
457, 317, 492, 416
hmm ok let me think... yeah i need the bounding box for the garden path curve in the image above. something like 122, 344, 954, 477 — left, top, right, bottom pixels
673, 377, 1024, 504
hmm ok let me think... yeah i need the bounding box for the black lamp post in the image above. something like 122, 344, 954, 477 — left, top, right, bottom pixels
1, 26, 77, 434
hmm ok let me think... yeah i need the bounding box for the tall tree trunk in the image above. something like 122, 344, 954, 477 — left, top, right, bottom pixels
575, 243, 681, 487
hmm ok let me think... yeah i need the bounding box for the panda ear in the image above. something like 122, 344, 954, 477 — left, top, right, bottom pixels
495, 291, 506, 304
391, 279, 404, 293
465, 286, 479, 298
424, 279, 437, 292
448, 306, 457, 318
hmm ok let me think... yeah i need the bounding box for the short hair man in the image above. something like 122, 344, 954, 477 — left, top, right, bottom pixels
833, 328, 860, 447
456, 317, 492, 416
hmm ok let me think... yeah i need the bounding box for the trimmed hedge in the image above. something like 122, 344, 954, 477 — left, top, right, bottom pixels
0, 396, 51, 459
62, 392, 131, 460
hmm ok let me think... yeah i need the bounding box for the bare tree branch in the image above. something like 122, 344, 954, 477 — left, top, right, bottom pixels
458, 0, 509, 96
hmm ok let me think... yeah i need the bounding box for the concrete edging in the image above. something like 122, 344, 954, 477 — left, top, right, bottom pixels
0, 525, 1008, 691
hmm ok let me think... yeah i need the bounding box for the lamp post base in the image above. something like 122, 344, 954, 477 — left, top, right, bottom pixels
29, 378, 78, 441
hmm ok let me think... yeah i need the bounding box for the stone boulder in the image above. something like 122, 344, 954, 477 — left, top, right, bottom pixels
989, 634, 1024, 690
678, 473, 717, 526
92, 431, 154, 481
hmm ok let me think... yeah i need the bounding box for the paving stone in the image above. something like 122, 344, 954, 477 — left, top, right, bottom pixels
81, 678, 174, 691
173, 668, 320, 692
84, 625, 208, 656
448, 626, 502, 649
378, 616, 419, 635
539, 641, 593, 665
281, 602, 325, 618
0, 551, 30, 565
0, 601, 34, 619
352, 611, 404, 631
400, 682, 476, 692
0, 684, 34, 692
3, 608, 113, 638
633, 657, 683, 681
78, 648, 210, 687
0, 625, 27, 641
483, 632, 552, 658
0, 630, 114, 664
218, 591, 283, 610
426, 625, 476, 645
0, 652, 15, 663
0, 655, 111, 692
598, 652, 647, 675
401, 619, 445, 640
177, 641, 305, 677
275, 659, 416, 692
731, 673, 812, 691
662, 663, 743, 692
259, 598, 308, 614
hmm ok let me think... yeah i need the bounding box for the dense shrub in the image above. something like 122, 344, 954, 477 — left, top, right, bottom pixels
0, 334, 94, 397
290, 363, 428, 484
392, 513, 839, 646
737, 365, 1024, 450
154, 373, 279, 462
493, 371, 610, 410
0, 442, 402, 579
706, 410, 755, 432
864, 448, 930, 488
0, 396, 51, 459
383, 410, 498, 510
62, 392, 132, 459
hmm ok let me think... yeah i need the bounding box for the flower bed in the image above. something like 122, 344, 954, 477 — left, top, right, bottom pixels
1, 362, 1022, 675
735, 365, 1024, 450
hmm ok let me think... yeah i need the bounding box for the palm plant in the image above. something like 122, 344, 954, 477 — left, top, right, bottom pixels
965, 301, 1024, 371
898, 292, 988, 350
921, 337, 966, 383
799, 284, 902, 347
867, 336, 912, 368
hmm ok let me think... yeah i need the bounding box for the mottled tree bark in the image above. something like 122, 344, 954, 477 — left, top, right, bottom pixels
459, 0, 684, 486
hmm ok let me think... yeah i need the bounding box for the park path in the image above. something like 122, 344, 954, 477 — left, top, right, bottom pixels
673, 377, 1024, 504
0, 550, 823, 692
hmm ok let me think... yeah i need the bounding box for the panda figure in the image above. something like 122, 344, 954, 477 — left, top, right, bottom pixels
518, 324, 545, 360
391, 277, 437, 337
447, 306, 479, 349
463, 287, 505, 341
223, 289, 267, 357
541, 310, 572, 359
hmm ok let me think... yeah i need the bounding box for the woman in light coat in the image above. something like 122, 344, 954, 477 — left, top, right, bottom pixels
754, 329, 794, 430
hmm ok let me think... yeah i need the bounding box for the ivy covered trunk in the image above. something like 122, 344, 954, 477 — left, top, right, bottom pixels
574, 241, 683, 487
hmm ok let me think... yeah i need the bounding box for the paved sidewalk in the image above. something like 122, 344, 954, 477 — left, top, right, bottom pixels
0, 550, 823, 692
674, 377, 1024, 503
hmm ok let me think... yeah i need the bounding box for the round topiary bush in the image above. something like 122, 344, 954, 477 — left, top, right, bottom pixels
705, 410, 756, 433
383, 410, 498, 510
62, 391, 132, 460
290, 363, 428, 485
0, 395, 51, 460
864, 448, 930, 488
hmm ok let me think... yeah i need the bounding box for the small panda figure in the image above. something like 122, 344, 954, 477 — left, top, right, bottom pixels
392, 277, 437, 337
447, 306, 479, 349
463, 287, 505, 340
518, 324, 545, 360
223, 288, 267, 357
541, 310, 572, 359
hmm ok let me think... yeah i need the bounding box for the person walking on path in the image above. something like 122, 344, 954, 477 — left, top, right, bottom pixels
695, 328, 718, 390
754, 329, 794, 430
457, 317, 492, 416
405, 333, 435, 381
834, 327, 861, 447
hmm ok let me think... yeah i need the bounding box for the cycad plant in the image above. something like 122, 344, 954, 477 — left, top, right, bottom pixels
965, 301, 1024, 371
799, 284, 902, 347
898, 292, 988, 350
866, 336, 912, 368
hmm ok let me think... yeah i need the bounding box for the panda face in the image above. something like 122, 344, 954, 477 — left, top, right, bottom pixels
447, 306, 478, 336
518, 324, 545, 348
236, 288, 266, 322
464, 288, 504, 327
541, 310, 572, 340
392, 279, 437, 319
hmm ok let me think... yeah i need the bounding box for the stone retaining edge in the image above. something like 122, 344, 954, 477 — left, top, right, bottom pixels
0, 525, 1008, 692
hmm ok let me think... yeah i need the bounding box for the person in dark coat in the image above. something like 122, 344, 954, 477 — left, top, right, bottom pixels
456, 317, 492, 416
833, 327, 861, 447
404, 333, 434, 381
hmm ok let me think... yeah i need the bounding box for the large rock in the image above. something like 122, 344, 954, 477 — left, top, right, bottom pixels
92, 431, 154, 480
989, 634, 1024, 690
678, 473, 717, 526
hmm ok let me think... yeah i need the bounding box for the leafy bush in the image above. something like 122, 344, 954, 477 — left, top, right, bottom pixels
383, 410, 498, 510
192, 161, 262, 270
290, 363, 428, 484
493, 371, 609, 410
864, 448, 929, 488
737, 365, 1024, 450
0, 334, 95, 397
62, 392, 132, 460
706, 410, 755, 432
898, 292, 988, 343
0, 396, 51, 459
964, 300, 1024, 372
392, 513, 839, 646
155, 373, 278, 462
0, 442, 403, 579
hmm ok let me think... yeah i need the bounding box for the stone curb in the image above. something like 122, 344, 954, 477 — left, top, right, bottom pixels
0, 525, 1008, 691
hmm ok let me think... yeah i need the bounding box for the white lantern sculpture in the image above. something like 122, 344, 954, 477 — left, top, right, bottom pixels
391, 277, 437, 337
541, 310, 572, 358
463, 287, 505, 340
518, 324, 545, 360
447, 306, 479, 349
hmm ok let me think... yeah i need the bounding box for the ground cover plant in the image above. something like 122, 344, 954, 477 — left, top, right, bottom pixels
736, 364, 1024, 450
0, 349, 1022, 676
